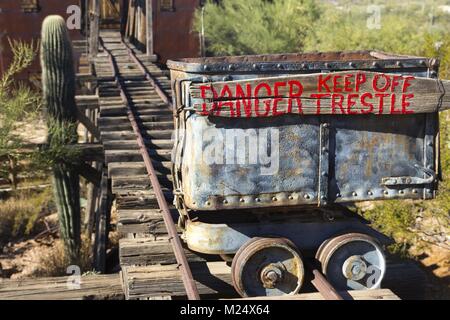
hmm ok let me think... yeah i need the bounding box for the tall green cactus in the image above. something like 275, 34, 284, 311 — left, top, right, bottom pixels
41, 15, 80, 264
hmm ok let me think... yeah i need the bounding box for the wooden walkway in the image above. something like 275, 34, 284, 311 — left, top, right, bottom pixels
93, 30, 187, 300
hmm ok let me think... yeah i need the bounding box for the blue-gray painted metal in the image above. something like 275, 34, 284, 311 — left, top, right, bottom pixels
168, 52, 439, 212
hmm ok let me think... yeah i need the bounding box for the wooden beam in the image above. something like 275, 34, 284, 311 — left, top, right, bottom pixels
146, 0, 153, 56
76, 108, 102, 141
76, 95, 100, 110
0, 274, 123, 300
69, 143, 104, 162
78, 162, 102, 186
89, 0, 101, 57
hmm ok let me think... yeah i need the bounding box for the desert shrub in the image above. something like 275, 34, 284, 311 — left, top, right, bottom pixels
195, 0, 320, 55
31, 235, 92, 277
0, 39, 41, 187
0, 188, 53, 244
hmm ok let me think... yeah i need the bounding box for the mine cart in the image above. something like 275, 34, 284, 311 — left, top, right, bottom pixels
167, 51, 449, 297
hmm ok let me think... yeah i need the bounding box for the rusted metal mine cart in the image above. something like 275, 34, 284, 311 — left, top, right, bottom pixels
167, 51, 449, 297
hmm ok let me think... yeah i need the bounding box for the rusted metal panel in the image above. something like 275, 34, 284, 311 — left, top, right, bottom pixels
168, 51, 440, 212
181, 114, 321, 210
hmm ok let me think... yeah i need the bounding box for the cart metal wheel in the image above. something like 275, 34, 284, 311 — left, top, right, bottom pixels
231, 237, 305, 297
316, 233, 386, 291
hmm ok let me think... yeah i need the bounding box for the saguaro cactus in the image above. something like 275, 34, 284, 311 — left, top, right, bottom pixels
41, 15, 80, 264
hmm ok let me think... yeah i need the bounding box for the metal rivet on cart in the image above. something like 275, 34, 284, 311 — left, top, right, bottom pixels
412, 189, 418, 194
255, 198, 261, 202
352, 192, 358, 197
223, 200, 228, 204
288, 196, 294, 200
272, 197, 277, 201
368, 191, 373, 196
384, 190, 389, 195
304, 194, 311, 199
240, 198, 245, 203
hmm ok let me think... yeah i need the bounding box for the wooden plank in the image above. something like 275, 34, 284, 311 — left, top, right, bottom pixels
119, 238, 205, 266
76, 95, 99, 110
103, 139, 173, 151
115, 190, 174, 210
73, 143, 104, 162
191, 71, 450, 116
108, 161, 171, 176
76, 73, 97, 84
122, 262, 236, 300
232, 289, 400, 300
117, 208, 178, 235
105, 148, 172, 163
112, 176, 172, 193
0, 274, 123, 300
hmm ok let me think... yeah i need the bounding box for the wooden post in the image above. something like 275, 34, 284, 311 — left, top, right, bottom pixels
84, 162, 101, 236
93, 169, 111, 273
146, 0, 153, 56
89, 0, 101, 57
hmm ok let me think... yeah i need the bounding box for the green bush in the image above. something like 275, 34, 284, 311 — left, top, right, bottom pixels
195, 0, 320, 55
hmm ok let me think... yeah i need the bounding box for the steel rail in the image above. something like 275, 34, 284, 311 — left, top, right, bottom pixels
306, 259, 344, 300
121, 39, 172, 107
99, 38, 201, 300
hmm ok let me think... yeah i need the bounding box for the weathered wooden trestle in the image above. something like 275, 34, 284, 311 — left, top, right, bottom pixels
72, 30, 430, 301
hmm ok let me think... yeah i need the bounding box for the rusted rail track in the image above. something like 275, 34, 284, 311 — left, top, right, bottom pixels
99, 37, 200, 300
91, 31, 411, 301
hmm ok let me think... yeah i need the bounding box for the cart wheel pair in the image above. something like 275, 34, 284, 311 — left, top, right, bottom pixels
230, 233, 386, 297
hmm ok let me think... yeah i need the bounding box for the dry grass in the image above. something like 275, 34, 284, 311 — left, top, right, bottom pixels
31, 235, 93, 277
0, 188, 53, 244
